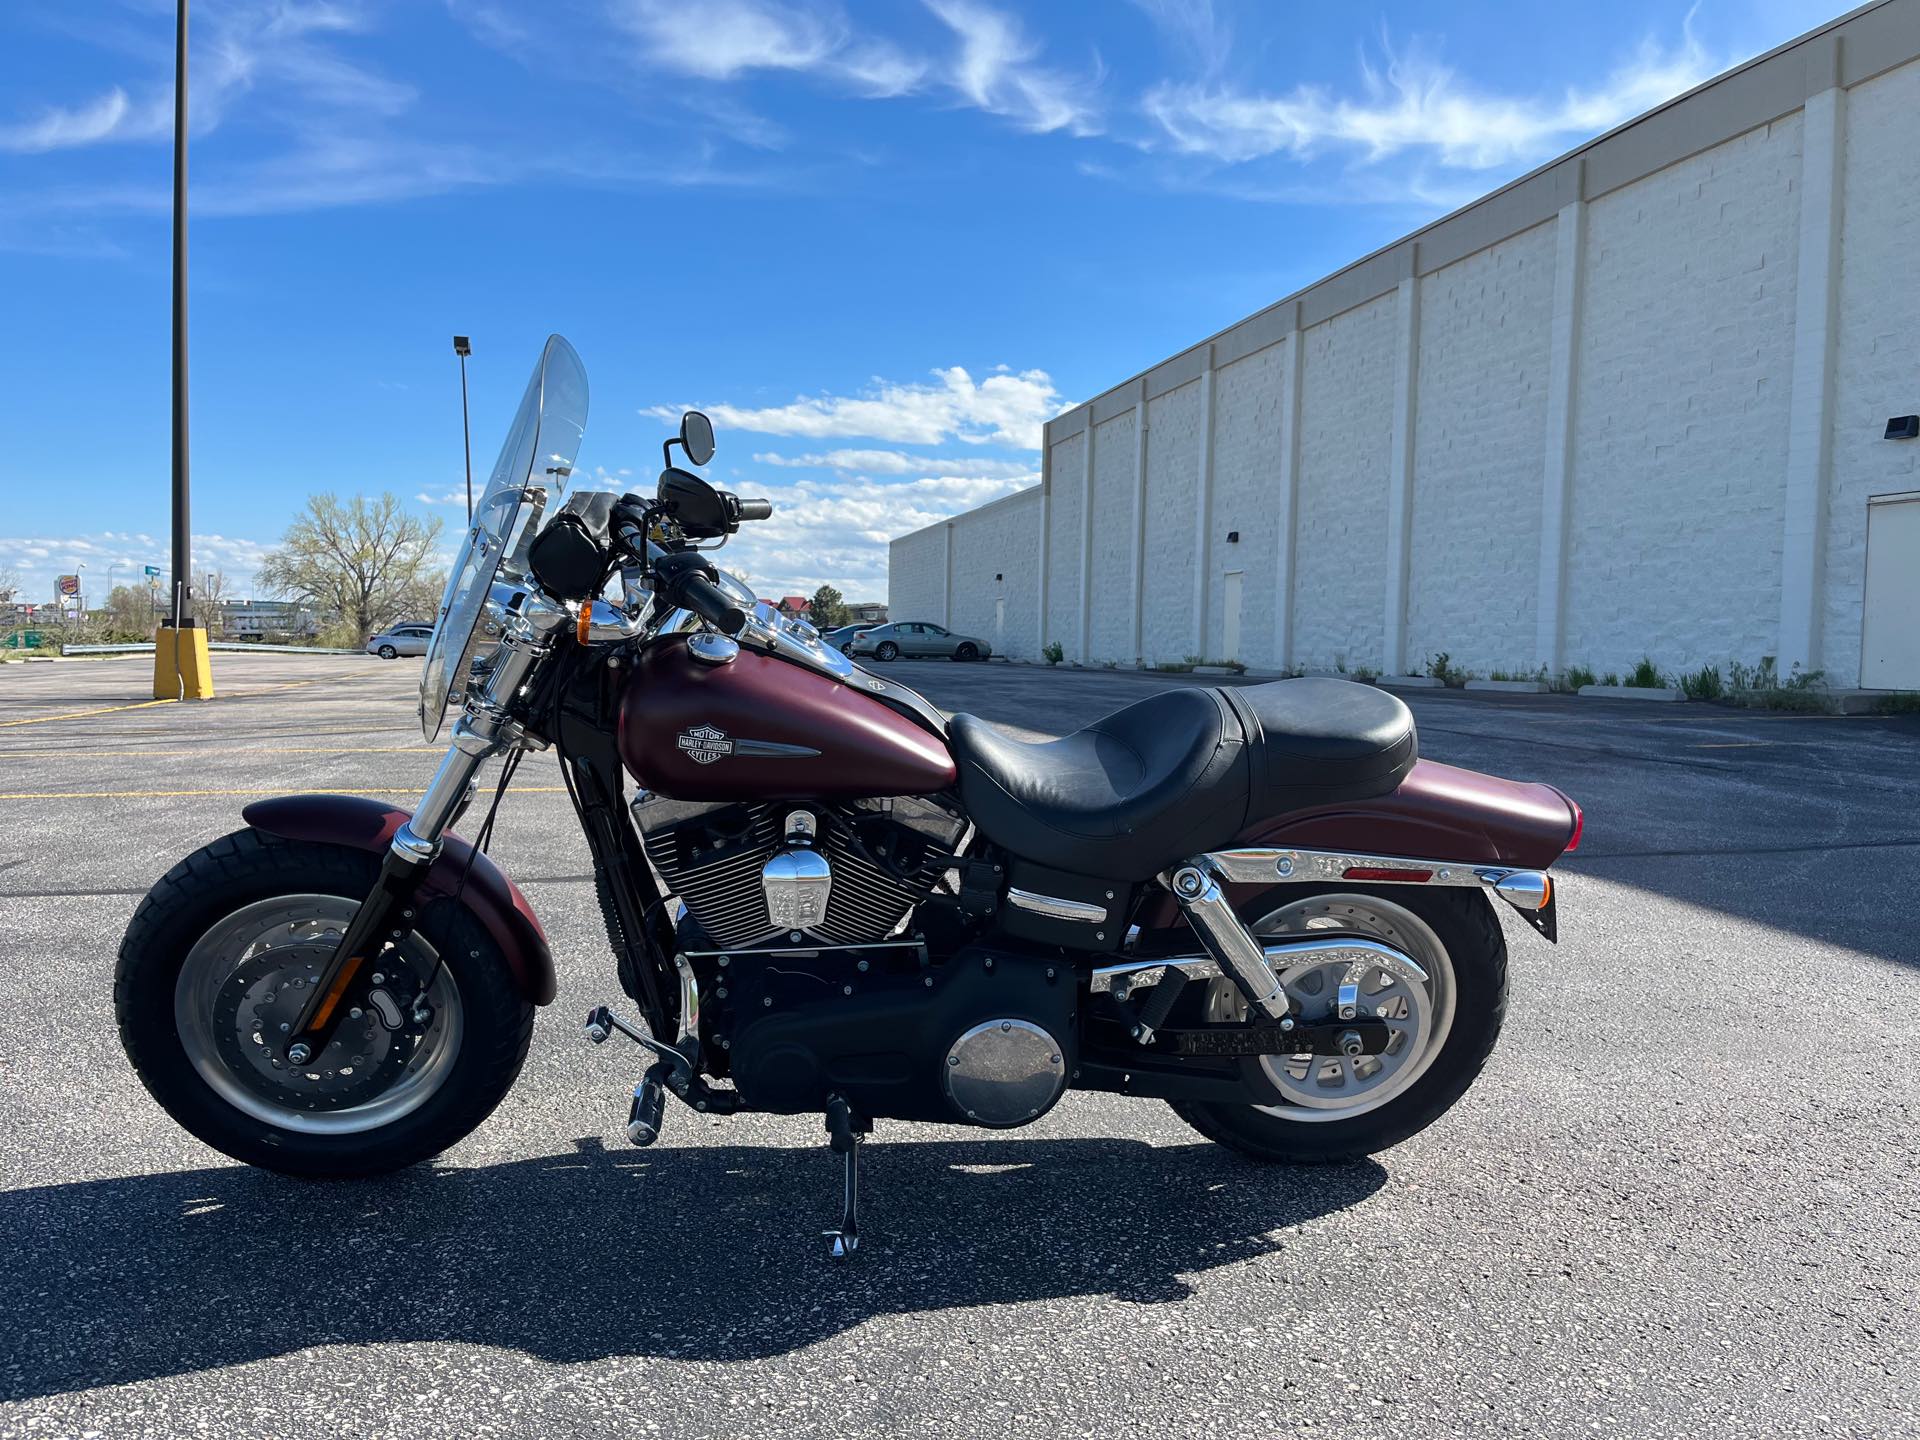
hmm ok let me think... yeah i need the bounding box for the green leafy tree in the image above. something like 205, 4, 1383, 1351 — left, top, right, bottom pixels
808, 584, 851, 629
257, 494, 444, 646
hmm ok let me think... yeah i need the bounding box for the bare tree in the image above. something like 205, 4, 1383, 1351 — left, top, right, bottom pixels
105, 585, 153, 639
257, 494, 444, 646
199, 570, 230, 638
0, 567, 19, 606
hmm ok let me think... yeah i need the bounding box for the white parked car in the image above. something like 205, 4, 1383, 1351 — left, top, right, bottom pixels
365, 623, 434, 659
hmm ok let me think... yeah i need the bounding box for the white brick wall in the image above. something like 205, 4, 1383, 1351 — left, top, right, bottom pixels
1563, 116, 1803, 675
948, 488, 1041, 657
1045, 432, 1084, 652
885, 525, 946, 628
1144, 379, 1201, 662
1407, 222, 1556, 673
903, 42, 1920, 693
1088, 409, 1138, 663
1293, 294, 1396, 673
1824, 62, 1920, 685
1208, 344, 1286, 668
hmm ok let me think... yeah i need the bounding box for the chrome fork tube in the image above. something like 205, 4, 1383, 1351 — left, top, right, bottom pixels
396, 599, 566, 858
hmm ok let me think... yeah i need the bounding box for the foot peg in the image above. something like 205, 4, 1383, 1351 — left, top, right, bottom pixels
627, 1062, 671, 1146
823, 1095, 868, 1259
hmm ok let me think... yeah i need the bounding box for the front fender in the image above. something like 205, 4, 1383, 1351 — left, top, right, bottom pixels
240, 794, 557, 1007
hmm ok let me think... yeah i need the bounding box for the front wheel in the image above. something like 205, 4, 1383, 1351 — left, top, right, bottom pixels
954, 642, 979, 662
116, 829, 535, 1178
1171, 886, 1506, 1163
874, 641, 899, 661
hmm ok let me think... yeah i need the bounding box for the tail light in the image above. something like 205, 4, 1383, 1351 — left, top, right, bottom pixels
1564, 797, 1584, 853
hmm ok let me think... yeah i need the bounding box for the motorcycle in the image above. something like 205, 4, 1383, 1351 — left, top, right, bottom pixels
118, 336, 1583, 1256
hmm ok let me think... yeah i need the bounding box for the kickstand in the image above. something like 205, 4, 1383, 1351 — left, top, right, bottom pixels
823, 1095, 869, 1259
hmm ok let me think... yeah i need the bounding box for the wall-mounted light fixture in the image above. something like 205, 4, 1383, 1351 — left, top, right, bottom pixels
995, 573, 1003, 582
1886, 415, 1919, 440
1225, 530, 1240, 543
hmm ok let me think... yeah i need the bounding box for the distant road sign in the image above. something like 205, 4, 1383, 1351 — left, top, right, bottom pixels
57, 574, 79, 598
144, 565, 161, 578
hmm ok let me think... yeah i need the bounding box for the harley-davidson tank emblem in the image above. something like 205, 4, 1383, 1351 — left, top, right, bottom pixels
676, 724, 734, 765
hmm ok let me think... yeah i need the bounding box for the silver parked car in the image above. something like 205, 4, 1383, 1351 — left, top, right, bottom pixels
365, 622, 435, 659
850, 621, 992, 662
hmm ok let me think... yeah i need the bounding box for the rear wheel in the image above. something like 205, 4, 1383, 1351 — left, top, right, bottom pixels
875, 641, 899, 661
1171, 886, 1506, 1163
117, 829, 535, 1177
377, 644, 398, 659
955, 642, 979, 662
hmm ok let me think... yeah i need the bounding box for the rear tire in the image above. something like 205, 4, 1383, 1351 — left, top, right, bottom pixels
1171, 886, 1506, 1163
377, 644, 397, 659
875, 641, 899, 661
955, 643, 979, 661
116, 829, 535, 1178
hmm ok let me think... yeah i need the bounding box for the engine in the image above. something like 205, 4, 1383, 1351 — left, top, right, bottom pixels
632, 792, 965, 949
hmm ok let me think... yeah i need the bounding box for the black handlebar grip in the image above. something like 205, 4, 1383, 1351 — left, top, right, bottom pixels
678, 573, 746, 636
735, 497, 773, 521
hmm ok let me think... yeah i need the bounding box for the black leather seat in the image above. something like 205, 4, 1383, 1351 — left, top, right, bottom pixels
948, 677, 1416, 881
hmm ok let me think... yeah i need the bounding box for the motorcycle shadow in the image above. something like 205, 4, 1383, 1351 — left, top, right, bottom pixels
4, 1133, 1384, 1398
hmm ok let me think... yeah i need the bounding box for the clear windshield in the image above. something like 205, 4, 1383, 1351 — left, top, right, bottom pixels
418, 335, 588, 740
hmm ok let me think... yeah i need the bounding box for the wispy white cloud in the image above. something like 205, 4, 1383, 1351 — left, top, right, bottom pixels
702, 472, 1036, 597
1142, 24, 1717, 171
610, 0, 926, 96
753, 448, 1037, 478
0, 2, 408, 157
652, 365, 1064, 450
0, 531, 277, 600
927, 0, 1102, 136
0, 87, 164, 154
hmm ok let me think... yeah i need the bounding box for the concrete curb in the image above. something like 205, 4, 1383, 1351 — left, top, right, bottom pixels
1192, 665, 1240, 676
1578, 683, 1685, 702
1466, 679, 1550, 693
1377, 675, 1444, 689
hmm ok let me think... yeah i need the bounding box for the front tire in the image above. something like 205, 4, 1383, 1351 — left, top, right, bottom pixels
954, 642, 979, 661
117, 829, 535, 1178
875, 641, 899, 661
1172, 886, 1506, 1163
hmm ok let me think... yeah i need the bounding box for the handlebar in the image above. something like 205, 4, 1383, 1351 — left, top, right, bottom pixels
732, 496, 773, 522
677, 572, 747, 636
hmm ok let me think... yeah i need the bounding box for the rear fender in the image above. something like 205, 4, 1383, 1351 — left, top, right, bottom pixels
1133, 759, 1580, 932
241, 794, 557, 1006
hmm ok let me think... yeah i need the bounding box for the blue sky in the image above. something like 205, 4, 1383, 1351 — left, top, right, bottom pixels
0, 0, 1840, 606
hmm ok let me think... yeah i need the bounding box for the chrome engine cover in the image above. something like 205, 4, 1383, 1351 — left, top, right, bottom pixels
633, 794, 962, 949
761, 845, 832, 931
943, 1018, 1067, 1127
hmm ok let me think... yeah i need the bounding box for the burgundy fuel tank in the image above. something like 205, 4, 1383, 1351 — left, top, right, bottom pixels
619, 636, 958, 801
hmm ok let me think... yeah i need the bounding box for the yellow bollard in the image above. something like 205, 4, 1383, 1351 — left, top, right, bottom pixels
152, 626, 216, 700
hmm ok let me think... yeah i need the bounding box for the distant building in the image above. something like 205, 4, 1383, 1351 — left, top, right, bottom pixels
893, 6, 1920, 689
220, 600, 320, 639
776, 595, 811, 617
847, 601, 887, 623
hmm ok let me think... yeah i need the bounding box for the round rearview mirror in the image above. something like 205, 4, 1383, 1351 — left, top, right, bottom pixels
681, 410, 716, 467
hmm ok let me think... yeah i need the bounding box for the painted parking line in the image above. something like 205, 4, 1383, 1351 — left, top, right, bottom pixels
0, 786, 572, 801
0, 673, 351, 730
0, 698, 179, 729
0, 746, 441, 761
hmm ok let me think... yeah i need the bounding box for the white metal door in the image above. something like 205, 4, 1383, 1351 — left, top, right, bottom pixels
1222, 571, 1243, 663
1862, 494, 1920, 689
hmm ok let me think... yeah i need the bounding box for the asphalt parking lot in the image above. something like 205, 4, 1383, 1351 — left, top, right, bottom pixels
2, 652, 1917, 1438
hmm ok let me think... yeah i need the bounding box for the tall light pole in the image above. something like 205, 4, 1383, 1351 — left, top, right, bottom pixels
453, 336, 473, 522
171, 0, 191, 633
156, 0, 213, 697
